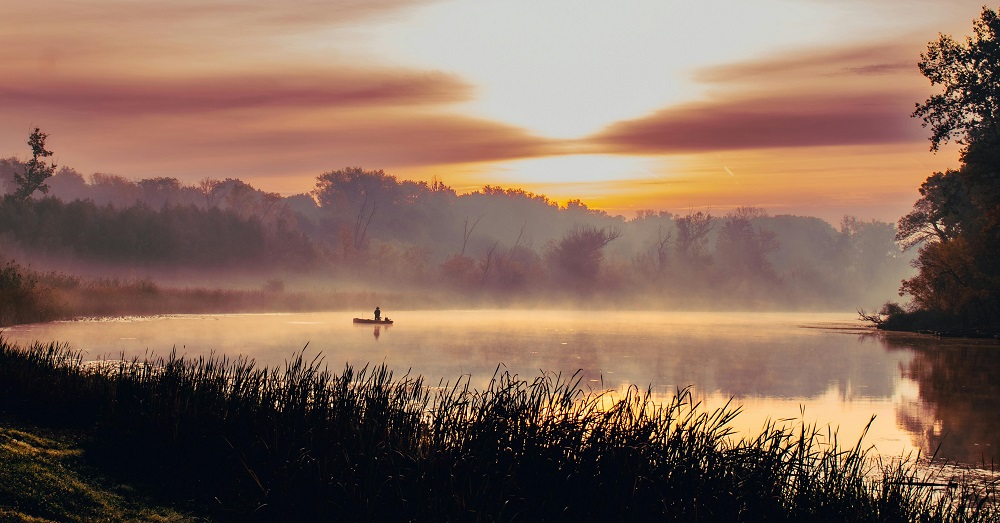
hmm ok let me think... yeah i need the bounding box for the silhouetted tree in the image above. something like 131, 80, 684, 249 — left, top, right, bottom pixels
8, 128, 56, 202
46, 167, 88, 200
715, 207, 778, 281
896, 172, 970, 249
314, 167, 397, 256
912, 6, 1000, 152
138, 177, 183, 209
674, 210, 714, 270
89, 172, 140, 207
838, 217, 908, 304
198, 177, 225, 208
546, 225, 622, 290
895, 6, 1000, 327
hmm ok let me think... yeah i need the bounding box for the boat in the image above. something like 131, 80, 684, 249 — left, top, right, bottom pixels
353, 318, 393, 325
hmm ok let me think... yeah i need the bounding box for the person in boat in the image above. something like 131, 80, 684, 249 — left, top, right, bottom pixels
374, 306, 381, 321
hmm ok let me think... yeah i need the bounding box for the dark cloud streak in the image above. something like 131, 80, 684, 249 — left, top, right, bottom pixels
0, 70, 471, 116
588, 92, 923, 154
693, 42, 919, 84
589, 41, 930, 153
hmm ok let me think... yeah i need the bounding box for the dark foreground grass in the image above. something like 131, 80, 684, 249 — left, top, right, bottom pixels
0, 337, 997, 522
0, 422, 198, 522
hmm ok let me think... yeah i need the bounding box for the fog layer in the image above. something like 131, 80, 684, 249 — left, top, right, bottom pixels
0, 162, 912, 310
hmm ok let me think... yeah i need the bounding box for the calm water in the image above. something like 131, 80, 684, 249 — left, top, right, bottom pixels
4, 310, 999, 468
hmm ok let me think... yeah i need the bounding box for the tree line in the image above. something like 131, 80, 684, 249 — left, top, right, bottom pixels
0, 150, 909, 309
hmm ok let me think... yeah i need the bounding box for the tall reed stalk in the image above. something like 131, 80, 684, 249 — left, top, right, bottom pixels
0, 336, 995, 522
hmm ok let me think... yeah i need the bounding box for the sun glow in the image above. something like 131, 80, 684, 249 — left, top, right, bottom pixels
0, 0, 989, 221
371, 0, 837, 139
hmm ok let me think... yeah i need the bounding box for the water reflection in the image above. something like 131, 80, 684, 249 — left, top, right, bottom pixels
3, 310, 998, 468
880, 333, 1000, 466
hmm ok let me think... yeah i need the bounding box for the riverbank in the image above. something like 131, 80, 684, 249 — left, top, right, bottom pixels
860, 304, 1000, 340
1, 336, 996, 522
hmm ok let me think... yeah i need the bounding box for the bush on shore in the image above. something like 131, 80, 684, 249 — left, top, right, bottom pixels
0, 259, 56, 326
860, 302, 998, 338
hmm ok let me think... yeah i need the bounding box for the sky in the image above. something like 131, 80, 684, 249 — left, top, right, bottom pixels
0, 0, 989, 223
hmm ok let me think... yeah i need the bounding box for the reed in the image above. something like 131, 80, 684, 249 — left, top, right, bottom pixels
0, 259, 58, 326
0, 336, 996, 522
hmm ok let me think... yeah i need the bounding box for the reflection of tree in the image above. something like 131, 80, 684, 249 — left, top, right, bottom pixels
580, 327, 903, 401
880, 334, 1000, 465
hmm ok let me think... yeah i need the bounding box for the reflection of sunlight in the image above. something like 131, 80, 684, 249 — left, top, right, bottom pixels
400, 144, 962, 223
607, 381, 918, 459
1, 309, 945, 466
474, 154, 667, 186
426, 154, 682, 209
893, 377, 921, 404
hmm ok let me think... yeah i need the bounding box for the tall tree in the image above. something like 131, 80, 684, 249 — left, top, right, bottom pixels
898, 6, 1000, 325
674, 210, 714, 270
912, 6, 1000, 153
715, 207, 778, 281
313, 167, 394, 254
546, 225, 621, 290
8, 128, 56, 202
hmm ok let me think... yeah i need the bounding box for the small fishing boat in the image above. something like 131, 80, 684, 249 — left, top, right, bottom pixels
353, 318, 393, 325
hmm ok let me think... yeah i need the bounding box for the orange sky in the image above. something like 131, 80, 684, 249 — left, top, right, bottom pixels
0, 0, 986, 223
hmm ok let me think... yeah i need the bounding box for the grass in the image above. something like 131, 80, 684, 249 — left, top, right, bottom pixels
0, 422, 198, 522
0, 336, 997, 522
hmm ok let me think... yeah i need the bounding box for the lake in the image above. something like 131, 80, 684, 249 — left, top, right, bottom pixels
4, 309, 998, 469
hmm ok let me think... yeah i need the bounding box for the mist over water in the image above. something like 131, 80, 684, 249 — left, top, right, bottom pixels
6, 309, 998, 469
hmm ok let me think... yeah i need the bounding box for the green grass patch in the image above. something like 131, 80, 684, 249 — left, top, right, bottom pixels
0, 422, 197, 522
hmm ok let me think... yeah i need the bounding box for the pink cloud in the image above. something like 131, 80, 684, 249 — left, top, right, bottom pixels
0, 70, 471, 116
589, 42, 931, 153
2, 108, 560, 185
588, 92, 924, 153
692, 42, 920, 84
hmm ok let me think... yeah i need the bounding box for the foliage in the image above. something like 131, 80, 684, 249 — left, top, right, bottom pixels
312, 167, 431, 254
545, 225, 621, 289
893, 6, 1000, 329
0, 338, 996, 522
674, 210, 715, 270
0, 154, 912, 309
0, 197, 316, 269
896, 171, 970, 249
7, 128, 57, 202
912, 6, 1000, 152
0, 422, 196, 522
0, 259, 54, 326
715, 207, 779, 281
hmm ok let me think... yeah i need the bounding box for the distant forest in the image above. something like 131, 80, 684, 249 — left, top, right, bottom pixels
0, 160, 911, 309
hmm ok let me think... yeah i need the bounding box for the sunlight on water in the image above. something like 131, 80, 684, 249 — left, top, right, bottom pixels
5, 309, 999, 468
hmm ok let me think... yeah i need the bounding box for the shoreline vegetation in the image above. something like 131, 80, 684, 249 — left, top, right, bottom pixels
0, 258, 870, 330
1, 337, 997, 522
859, 302, 1000, 340
0, 259, 415, 328
6, 254, 996, 342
